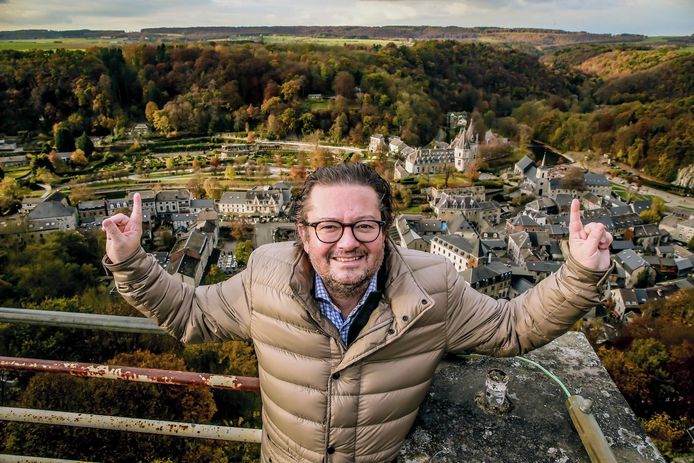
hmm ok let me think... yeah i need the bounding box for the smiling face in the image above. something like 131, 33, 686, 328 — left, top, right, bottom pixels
298, 183, 386, 300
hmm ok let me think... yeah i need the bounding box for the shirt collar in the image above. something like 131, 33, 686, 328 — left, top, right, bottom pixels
314, 272, 379, 319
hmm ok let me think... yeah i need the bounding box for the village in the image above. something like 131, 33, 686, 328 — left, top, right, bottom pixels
1, 114, 694, 347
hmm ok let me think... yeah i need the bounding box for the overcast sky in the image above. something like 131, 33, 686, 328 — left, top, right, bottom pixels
0, 0, 692, 36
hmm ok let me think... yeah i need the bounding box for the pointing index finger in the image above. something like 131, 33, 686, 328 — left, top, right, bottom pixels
131, 192, 143, 228
569, 199, 585, 239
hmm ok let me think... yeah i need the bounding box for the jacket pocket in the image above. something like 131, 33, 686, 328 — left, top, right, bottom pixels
266, 433, 300, 462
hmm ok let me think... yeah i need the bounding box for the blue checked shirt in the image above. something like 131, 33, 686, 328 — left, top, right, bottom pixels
314, 273, 379, 345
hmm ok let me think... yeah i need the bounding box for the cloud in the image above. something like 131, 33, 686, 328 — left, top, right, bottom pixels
0, 0, 691, 35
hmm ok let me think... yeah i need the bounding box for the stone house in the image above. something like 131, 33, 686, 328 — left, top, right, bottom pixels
26, 201, 78, 239
395, 215, 448, 252
128, 190, 157, 217
77, 199, 107, 221
614, 249, 655, 288
625, 224, 661, 252
218, 188, 284, 218
155, 189, 192, 217
166, 229, 215, 287
431, 235, 489, 272
368, 134, 387, 153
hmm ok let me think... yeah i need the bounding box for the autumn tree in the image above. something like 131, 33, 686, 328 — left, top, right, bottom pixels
334, 71, 355, 99
235, 240, 254, 266
230, 220, 254, 241
559, 167, 586, 190
210, 156, 221, 171
281, 77, 303, 101
310, 148, 333, 170
0, 177, 23, 213
203, 177, 223, 201
145, 101, 159, 126
68, 184, 96, 204
187, 173, 205, 198
70, 149, 88, 167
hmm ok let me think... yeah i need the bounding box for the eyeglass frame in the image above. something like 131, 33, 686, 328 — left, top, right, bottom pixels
302, 219, 386, 244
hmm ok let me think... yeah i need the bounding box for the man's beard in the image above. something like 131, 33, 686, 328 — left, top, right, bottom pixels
309, 249, 384, 300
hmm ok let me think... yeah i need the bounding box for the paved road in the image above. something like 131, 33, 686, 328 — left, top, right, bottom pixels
572, 152, 694, 210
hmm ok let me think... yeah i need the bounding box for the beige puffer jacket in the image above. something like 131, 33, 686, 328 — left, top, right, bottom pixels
105, 240, 611, 463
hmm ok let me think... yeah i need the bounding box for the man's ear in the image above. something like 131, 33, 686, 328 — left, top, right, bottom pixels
297, 223, 309, 252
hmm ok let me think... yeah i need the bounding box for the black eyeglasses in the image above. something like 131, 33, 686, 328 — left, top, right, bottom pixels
303, 220, 385, 243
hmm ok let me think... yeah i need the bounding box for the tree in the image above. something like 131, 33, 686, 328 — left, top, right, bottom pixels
68, 184, 96, 204
334, 71, 355, 99
280, 77, 303, 101
75, 132, 95, 157
329, 113, 348, 142
642, 413, 690, 458
187, 173, 205, 198
203, 177, 223, 201
688, 236, 694, 252
235, 240, 254, 266
640, 209, 661, 224
165, 157, 175, 171
224, 166, 236, 180
634, 269, 654, 288
310, 148, 332, 170
70, 149, 88, 167
145, 101, 159, 126
0, 177, 23, 213
598, 347, 652, 407
54, 126, 75, 152
204, 265, 228, 285
559, 167, 586, 190
230, 220, 254, 241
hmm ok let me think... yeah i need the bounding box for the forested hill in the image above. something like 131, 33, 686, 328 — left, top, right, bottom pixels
0, 26, 652, 48
0, 41, 572, 145
0, 40, 691, 180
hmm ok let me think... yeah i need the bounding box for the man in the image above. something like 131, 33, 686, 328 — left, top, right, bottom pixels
103, 163, 613, 463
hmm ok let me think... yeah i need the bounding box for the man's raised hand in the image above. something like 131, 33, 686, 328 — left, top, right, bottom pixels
102, 192, 143, 264
568, 198, 613, 271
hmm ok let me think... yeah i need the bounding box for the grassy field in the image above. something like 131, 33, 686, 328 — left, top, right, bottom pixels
3, 167, 31, 179
0, 38, 119, 51
263, 35, 407, 47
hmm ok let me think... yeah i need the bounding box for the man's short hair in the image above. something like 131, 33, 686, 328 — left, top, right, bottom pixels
294, 163, 394, 228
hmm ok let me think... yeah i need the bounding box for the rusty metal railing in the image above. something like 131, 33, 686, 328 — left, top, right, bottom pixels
0, 307, 264, 461
0, 356, 260, 391
0, 407, 262, 443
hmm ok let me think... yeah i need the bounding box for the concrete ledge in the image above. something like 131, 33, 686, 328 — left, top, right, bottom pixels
400, 331, 665, 463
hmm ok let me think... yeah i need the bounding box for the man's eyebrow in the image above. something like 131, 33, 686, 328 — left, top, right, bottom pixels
311, 215, 380, 222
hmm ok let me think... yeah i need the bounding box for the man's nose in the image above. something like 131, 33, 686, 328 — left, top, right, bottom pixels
336, 225, 360, 249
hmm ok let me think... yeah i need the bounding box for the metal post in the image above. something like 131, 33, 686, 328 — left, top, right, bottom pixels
0, 407, 262, 443
0, 356, 260, 392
